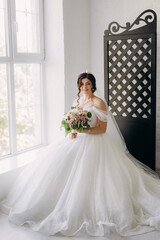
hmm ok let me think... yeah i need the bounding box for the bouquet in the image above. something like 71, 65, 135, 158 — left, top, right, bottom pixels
61, 106, 92, 134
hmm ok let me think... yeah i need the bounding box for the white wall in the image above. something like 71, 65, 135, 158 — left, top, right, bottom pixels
63, 0, 90, 112
89, 0, 160, 168
44, 0, 65, 144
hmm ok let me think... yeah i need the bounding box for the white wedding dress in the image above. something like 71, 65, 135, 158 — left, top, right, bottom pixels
0, 102, 160, 237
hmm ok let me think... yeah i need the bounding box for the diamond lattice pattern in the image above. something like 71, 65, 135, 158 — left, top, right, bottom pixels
108, 38, 152, 119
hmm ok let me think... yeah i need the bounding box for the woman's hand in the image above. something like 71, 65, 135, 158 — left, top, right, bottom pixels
69, 132, 78, 140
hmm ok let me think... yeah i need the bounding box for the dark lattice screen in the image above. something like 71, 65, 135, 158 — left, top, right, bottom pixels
104, 10, 157, 170
108, 37, 152, 119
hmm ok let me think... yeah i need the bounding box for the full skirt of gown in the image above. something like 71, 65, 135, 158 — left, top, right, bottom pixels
0, 107, 160, 237
0, 134, 160, 236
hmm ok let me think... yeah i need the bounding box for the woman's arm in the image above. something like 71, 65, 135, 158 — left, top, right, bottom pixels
82, 121, 107, 134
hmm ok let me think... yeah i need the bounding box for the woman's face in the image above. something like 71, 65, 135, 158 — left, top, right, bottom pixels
80, 78, 93, 94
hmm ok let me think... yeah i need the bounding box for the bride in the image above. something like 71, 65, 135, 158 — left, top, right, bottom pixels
0, 72, 160, 237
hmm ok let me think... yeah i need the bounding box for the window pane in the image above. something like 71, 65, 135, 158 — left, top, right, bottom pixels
0, 0, 7, 56
0, 64, 10, 156
14, 64, 42, 151
15, 0, 40, 53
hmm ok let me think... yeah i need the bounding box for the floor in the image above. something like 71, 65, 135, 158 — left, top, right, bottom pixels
1, 213, 160, 240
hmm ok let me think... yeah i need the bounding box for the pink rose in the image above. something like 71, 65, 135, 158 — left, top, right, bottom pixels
67, 120, 73, 125
81, 116, 86, 121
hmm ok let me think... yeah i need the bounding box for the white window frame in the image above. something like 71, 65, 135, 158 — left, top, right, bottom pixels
0, 0, 45, 160
11, 0, 44, 60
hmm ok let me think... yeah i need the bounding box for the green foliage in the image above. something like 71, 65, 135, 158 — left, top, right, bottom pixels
61, 120, 66, 125
79, 127, 83, 133
87, 112, 92, 118
65, 128, 71, 134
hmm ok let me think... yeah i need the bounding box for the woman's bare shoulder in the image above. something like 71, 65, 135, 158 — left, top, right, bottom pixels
93, 96, 107, 111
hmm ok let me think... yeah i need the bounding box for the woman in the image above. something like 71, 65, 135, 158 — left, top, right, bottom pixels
69, 72, 107, 139
0, 72, 160, 237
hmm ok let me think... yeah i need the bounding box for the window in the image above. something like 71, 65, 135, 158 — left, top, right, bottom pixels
0, 0, 44, 158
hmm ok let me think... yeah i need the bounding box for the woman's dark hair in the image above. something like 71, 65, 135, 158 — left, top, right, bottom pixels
77, 72, 97, 105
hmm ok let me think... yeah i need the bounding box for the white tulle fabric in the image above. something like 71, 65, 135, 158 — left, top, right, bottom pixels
1, 104, 160, 237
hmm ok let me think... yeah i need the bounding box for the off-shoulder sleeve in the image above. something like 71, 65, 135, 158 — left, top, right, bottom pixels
92, 106, 109, 122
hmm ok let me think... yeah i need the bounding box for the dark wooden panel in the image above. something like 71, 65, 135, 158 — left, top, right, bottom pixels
117, 118, 155, 169
104, 10, 157, 170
